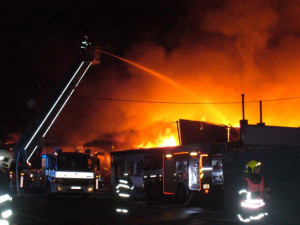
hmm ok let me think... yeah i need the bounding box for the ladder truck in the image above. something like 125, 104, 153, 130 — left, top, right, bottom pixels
11, 37, 101, 193
41, 150, 96, 197
12, 36, 101, 164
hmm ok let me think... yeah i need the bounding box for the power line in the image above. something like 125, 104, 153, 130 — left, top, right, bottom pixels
249, 96, 300, 102
73, 95, 300, 105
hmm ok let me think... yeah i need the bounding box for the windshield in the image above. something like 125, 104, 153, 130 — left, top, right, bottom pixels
57, 154, 93, 172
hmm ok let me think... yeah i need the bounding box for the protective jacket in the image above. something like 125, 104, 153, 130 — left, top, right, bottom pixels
244, 177, 264, 193
116, 177, 133, 198
0, 170, 13, 222
115, 175, 134, 214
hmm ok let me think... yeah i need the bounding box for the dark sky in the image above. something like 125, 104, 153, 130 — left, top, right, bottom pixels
1, 0, 194, 143
2, 0, 300, 148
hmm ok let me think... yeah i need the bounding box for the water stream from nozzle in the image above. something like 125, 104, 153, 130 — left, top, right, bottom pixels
100, 50, 201, 100
99, 49, 228, 123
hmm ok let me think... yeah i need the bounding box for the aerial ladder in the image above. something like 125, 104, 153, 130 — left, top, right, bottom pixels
12, 36, 101, 164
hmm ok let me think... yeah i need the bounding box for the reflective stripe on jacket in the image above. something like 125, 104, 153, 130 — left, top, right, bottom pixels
244, 177, 264, 193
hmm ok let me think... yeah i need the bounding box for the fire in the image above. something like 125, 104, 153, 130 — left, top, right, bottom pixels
137, 134, 178, 148
159, 135, 178, 147
136, 128, 179, 149
46, 1, 300, 152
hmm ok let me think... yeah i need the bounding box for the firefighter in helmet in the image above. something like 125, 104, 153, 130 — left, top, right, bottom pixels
0, 150, 14, 224
115, 171, 134, 215
237, 159, 270, 223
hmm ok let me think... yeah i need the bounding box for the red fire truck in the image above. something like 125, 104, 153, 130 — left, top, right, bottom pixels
110, 142, 225, 204
110, 120, 228, 203
143, 143, 225, 203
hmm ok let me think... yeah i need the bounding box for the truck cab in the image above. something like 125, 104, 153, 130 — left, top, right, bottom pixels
42, 151, 95, 197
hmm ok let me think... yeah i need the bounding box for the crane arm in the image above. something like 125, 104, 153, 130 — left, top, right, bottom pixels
13, 38, 101, 163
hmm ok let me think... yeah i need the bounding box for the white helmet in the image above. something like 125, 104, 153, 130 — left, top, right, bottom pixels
0, 150, 14, 169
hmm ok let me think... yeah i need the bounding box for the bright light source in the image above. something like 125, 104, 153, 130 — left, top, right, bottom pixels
203, 167, 212, 171
0, 156, 4, 160
88, 187, 93, 192
190, 152, 198, 156
71, 186, 81, 190
166, 154, 172, 158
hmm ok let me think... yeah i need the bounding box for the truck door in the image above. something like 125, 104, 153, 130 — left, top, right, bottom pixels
188, 158, 199, 190
163, 154, 175, 195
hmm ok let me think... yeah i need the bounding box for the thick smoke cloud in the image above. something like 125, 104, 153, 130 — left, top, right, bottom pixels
48, 0, 300, 149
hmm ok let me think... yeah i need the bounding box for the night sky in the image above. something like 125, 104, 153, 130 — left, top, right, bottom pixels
1, 1, 300, 148
1, 0, 191, 143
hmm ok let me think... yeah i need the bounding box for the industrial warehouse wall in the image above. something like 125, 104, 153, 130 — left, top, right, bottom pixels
222, 147, 300, 225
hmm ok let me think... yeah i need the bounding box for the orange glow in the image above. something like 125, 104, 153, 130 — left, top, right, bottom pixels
136, 131, 179, 149
101, 50, 201, 100
44, 2, 300, 152
174, 152, 189, 155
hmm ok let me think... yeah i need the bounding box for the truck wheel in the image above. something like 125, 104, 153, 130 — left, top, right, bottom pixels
176, 184, 188, 204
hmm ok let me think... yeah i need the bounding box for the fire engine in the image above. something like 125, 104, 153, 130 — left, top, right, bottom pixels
110, 142, 226, 203
41, 150, 97, 197
9, 37, 102, 194
143, 143, 225, 203
111, 120, 228, 203
12, 36, 101, 165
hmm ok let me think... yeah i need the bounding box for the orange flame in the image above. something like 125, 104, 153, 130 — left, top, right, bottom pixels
46, 1, 300, 152
137, 134, 178, 149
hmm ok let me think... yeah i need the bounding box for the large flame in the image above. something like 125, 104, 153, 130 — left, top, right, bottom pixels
137, 128, 179, 149
46, 1, 300, 151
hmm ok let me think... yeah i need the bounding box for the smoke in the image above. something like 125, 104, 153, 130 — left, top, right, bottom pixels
47, 0, 300, 149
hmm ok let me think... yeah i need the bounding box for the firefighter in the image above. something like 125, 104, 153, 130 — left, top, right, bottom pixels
115, 171, 134, 215
0, 150, 14, 224
237, 159, 270, 223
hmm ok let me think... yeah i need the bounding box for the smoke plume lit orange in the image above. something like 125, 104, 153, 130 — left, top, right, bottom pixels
47, 0, 300, 151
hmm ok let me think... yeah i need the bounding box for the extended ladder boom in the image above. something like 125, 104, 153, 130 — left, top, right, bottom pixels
13, 38, 101, 163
